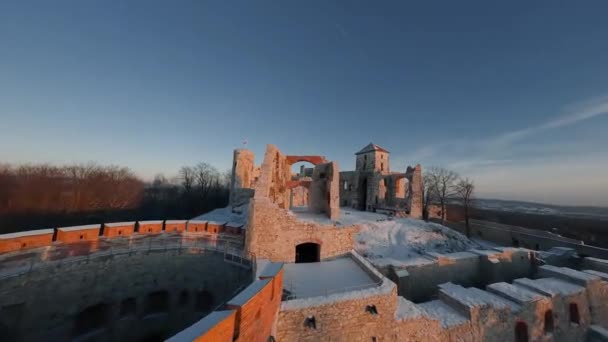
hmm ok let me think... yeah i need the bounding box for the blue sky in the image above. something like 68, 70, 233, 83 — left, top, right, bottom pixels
1, 1, 608, 206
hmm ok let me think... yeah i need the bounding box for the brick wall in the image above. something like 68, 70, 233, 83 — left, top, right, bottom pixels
187, 221, 208, 233
56, 225, 101, 243
103, 222, 135, 237
138, 221, 163, 234
169, 263, 284, 342
0, 218, 243, 255
0, 229, 54, 253
165, 220, 186, 233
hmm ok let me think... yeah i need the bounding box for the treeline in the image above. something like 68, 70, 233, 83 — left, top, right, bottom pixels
0, 162, 230, 234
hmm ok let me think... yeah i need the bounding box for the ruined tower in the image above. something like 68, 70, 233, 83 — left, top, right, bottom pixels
406, 164, 423, 219
229, 149, 255, 207
355, 143, 390, 174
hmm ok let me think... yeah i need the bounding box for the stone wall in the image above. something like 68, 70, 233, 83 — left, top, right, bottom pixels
244, 198, 358, 262
230, 149, 256, 207
253, 145, 291, 209
308, 162, 340, 220
290, 186, 309, 207
0, 249, 252, 341
168, 262, 284, 342
391, 248, 536, 302
406, 164, 423, 219
277, 287, 400, 341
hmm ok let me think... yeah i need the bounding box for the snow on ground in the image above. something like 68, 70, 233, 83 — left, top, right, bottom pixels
290, 207, 389, 226
417, 299, 469, 328
282, 257, 377, 299
353, 213, 480, 267
191, 205, 248, 225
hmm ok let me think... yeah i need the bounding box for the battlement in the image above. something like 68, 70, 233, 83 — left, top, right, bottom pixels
0, 218, 245, 255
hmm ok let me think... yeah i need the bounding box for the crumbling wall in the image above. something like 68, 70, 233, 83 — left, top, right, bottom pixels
230, 149, 256, 207
244, 198, 357, 262
338, 172, 359, 208
309, 162, 340, 220
254, 145, 291, 209
290, 186, 309, 207
406, 165, 423, 219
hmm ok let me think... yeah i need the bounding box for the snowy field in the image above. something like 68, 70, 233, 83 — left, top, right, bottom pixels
350, 211, 480, 267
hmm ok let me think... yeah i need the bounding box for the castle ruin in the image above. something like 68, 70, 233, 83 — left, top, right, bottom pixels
0, 143, 607, 342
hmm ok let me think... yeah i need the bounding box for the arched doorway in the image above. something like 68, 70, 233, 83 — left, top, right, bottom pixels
515, 321, 528, 342
295, 243, 320, 263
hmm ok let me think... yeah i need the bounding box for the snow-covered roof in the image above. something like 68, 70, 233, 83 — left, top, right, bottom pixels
165, 220, 187, 224
281, 252, 395, 310
138, 220, 163, 225
439, 283, 520, 311
207, 221, 226, 226
226, 222, 244, 229
257, 261, 283, 279
583, 269, 608, 281
355, 143, 390, 155
104, 222, 135, 228
486, 282, 544, 304
394, 296, 424, 321
0, 228, 54, 239
166, 310, 235, 342
57, 224, 100, 232
187, 220, 207, 225
418, 299, 469, 328
514, 277, 584, 297
227, 279, 271, 306
191, 205, 248, 226
282, 257, 377, 299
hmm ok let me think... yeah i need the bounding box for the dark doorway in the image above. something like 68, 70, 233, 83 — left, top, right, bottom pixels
515, 321, 528, 342
544, 310, 554, 333
360, 178, 368, 211
295, 243, 320, 263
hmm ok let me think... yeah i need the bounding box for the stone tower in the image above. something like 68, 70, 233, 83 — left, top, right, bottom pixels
355, 143, 390, 174
229, 149, 255, 207
406, 164, 423, 219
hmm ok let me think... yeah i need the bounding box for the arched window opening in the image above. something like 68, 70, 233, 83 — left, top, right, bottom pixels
295, 243, 320, 263
515, 321, 528, 342
544, 310, 554, 333
366, 305, 378, 315
569, 303, 580, 324
304, 316, 316, 329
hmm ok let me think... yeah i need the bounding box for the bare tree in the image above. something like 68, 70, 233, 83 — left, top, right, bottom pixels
194, 162, 220, 200
455, 178, 475, 237
426, 166, 459, 224
179, 166, 195, 194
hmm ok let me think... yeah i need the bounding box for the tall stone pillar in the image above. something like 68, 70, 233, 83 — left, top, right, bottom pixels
230, 149, 255, 207
407, 164, 423, 219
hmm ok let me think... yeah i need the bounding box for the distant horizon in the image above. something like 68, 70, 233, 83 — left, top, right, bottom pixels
2, 1, 607, 206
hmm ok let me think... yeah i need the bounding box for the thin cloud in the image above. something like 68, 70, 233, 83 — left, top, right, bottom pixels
491, 96, 608, 147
